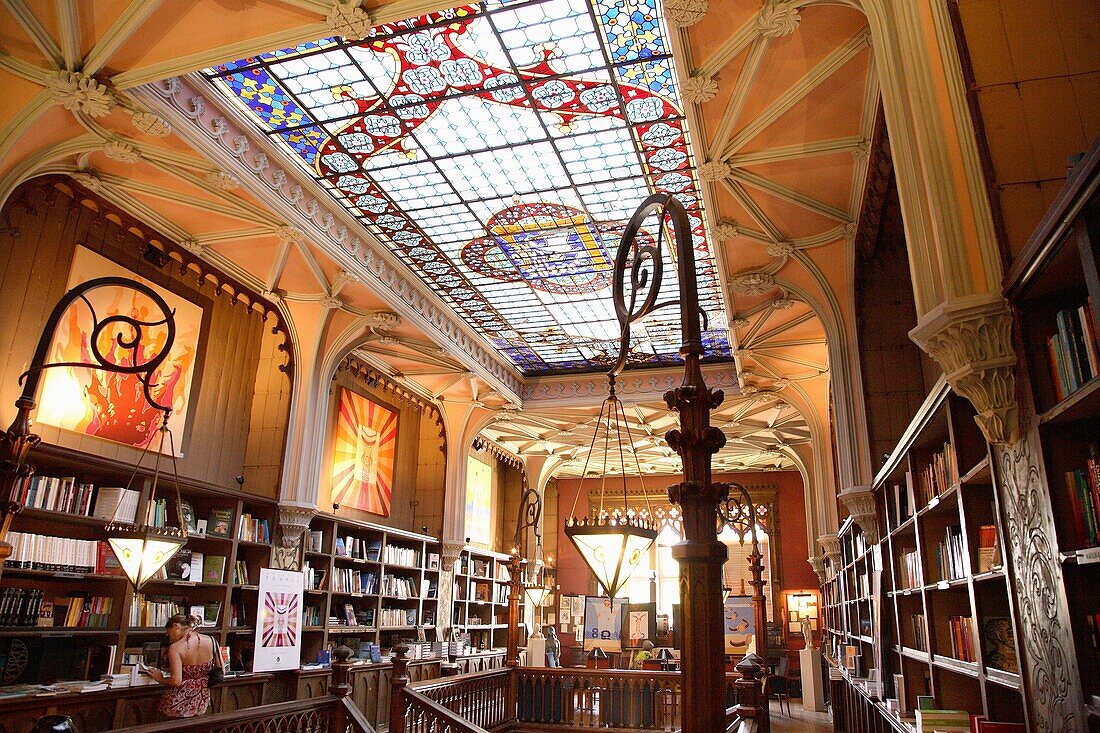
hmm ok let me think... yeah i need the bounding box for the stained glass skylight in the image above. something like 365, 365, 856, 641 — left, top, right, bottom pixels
203, 0, 730, 375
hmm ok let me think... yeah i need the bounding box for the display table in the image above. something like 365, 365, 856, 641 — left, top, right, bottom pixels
800, 646, 826, 712
0, 672, 272, 732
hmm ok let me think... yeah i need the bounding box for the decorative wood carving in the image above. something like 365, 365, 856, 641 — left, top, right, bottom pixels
838, 485, 878, 544
994, 416, 1083, 733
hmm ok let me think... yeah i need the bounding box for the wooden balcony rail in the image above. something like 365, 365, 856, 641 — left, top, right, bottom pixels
411, 668, 512, 730
400, 687, 493, 733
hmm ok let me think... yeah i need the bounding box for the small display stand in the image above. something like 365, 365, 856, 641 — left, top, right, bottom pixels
799, 645, 826, 712
527, 635, 546, 667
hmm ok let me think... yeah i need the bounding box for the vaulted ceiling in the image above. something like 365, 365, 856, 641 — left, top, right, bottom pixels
0, 0, 876, 488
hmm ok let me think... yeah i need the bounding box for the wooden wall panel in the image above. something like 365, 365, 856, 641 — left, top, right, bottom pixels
0, 177, 288, 497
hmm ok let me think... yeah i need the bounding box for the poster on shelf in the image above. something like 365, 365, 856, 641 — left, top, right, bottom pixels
252, 568, 303, 672
331, 388, 397, 516
723, 595, 755, 654
583, 596, 627, 653
38, 246, 203, 454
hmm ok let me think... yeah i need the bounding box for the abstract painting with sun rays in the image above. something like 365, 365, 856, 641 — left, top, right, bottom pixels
37, 246, 201, 455
331, 389, 397, 516
203, 0, 731, 375
260, 591, 300, 648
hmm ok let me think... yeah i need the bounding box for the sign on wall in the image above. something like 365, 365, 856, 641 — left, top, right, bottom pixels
38, 246, 202, 454
331, 388, 397, 516
723, 595, 755, 655
583, 596, 627, 653
252, 568, 303, 672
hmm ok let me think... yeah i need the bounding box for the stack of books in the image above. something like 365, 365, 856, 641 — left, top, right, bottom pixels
947, 615, 975, 662
1063, 451, 1100, 547
1046, 300, 1098, 400
914, 709, 969, 733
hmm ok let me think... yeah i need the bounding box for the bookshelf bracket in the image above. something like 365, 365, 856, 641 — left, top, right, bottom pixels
838, 485, 878, 544
909, 293, 1018, 444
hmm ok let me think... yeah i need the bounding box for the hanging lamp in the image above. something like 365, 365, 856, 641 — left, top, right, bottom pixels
105, 411, 188, 591
564, 378, 657, 598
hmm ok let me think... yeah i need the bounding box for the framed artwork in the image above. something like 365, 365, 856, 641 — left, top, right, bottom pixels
465, 456, 492, 543
583, 596, 626, 653
38, 246, 203, 454
331, 388, 397, 516
723, 595, 755, 655
623, 602, 657, 648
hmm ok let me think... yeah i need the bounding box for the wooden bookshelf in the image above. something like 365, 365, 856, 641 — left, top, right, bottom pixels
1005, 136, 1100, 729
299, 513, 440, 665
826, 380, 1028, 728
2, 442, 278, 680
451, 546, 524, 651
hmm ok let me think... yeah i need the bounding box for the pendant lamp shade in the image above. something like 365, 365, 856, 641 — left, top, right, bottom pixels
107, 523, 187, 591
524, 584, 551, 609
565, 516, 656, 598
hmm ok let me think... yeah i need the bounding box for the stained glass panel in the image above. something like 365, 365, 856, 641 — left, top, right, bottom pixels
204, 0, 731, 375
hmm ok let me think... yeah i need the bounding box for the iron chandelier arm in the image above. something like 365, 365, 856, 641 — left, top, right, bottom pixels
13, 276, 178, 417
609, 193, 700, 379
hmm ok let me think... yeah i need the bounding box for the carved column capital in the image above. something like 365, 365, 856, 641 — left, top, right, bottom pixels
278, 504, 315, 548
663, 0, 708, 27
818, 533, 842, 575
441, 539, 466, 569
838, 484, 879, 544
910, 293, 1018, 444
807, 556, 826, 584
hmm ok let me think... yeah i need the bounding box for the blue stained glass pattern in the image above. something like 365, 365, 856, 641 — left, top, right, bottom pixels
203, 0, 731, 376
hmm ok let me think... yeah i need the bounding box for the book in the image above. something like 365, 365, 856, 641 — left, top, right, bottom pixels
203, 555, 226, 584
976, 524, 1000, 572
207, 508, 234, 538
179, 500, 197, 533
190, 551, 204, 581
914, 709, 970, 733
981, 617, 1018, 673
164, 548, 193, 580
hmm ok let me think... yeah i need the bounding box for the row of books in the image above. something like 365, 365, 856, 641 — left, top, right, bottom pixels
1063, 454, 1100, 547
932, 525, 966, 581
976, 524, 1001, 572
0, 588, 51, 627
129, 594, 189, 627
911, 613, 928, 652
1046, 300, 1098, 401
11, 476, 96, 515
93, 487, 141, 523
4, 531, 118, 574
303, 561, 326, 590
917, 442, 959, 506
381, 575, 418, 599
380, 608, 418, 626
332, 568, 378, 594
304, 605, 322, 626
898, 548, 921, 589
891, 479, 916, 527
947, 615, 976, 662
233, 560, 251, 585
238, 514, 272, 543
152, 549, 227, 585
335, 535, 382, 561
146, 498, 171, 528
336, 604, 376, 627
383, 544, 420, 567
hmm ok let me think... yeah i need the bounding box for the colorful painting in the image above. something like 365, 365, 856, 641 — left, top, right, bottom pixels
465, 456, 491, 543
583, 595, 626, 653
331, 388, 397, 515
203, 0, 731, 376
252, 569, 304, 672
723, 595, 755, 655
37, 246, 202, 454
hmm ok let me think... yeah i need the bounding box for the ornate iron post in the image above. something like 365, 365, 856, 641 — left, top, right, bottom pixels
611, 194, 729, 733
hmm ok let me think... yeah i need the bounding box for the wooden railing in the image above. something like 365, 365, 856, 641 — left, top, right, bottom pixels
114, 654, 375, 733
411, 667, 512, 730
385, 642, 767, 733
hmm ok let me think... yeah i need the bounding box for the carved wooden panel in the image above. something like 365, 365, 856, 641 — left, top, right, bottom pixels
217, 681, 265, 713
361, 668, 380, 723
0, 709, 43, 733
377, 667, 393, 728
994, 411, 1084, 733
115, 693, 161, 728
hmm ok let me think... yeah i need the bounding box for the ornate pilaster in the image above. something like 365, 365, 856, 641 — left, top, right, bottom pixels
994, 416, 1083, 733
838, 485, 879, 544
909, 290, 1017, 445
273, 504, 315, 571
807, 556, 826, 585
441, 539, 465, 570
818, 533, 842, 575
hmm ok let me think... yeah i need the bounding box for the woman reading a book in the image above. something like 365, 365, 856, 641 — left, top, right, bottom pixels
147, 613, 215, 718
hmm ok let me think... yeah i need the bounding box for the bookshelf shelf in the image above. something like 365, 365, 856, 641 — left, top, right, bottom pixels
1038, 374, 1100, 425
826, 379, 1027, 727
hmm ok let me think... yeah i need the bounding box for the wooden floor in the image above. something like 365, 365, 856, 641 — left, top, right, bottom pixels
769, 700, 833, 733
